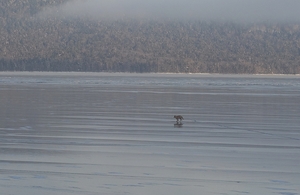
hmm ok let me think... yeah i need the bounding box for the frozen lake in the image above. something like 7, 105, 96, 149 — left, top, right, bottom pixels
1, 72, 300, 195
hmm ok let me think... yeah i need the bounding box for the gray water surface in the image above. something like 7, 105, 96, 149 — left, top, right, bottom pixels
1, 72, 300, 195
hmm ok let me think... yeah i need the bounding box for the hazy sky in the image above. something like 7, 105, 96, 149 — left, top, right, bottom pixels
39, 0, 300, 22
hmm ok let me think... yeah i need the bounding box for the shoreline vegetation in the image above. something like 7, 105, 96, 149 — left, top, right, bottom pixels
0, 71, 299, 78
1, 0, 300, 74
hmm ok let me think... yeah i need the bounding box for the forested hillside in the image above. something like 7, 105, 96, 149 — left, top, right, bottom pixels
1, 0, 300, 73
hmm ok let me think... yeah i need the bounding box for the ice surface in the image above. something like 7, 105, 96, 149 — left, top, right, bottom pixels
0, 72, 300, 195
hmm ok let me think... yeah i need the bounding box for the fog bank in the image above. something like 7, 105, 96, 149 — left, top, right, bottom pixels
38, 0, 300, 22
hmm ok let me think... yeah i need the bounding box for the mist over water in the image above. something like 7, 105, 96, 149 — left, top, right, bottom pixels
37, 0, 300, 22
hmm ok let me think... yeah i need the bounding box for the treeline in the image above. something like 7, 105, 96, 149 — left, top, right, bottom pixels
1, 0, 300, 73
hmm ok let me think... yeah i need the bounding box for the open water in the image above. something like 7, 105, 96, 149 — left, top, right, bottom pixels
0, 72, 300, 195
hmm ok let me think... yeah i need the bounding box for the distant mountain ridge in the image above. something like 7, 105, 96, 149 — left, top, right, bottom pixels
1, 0, 300, 74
